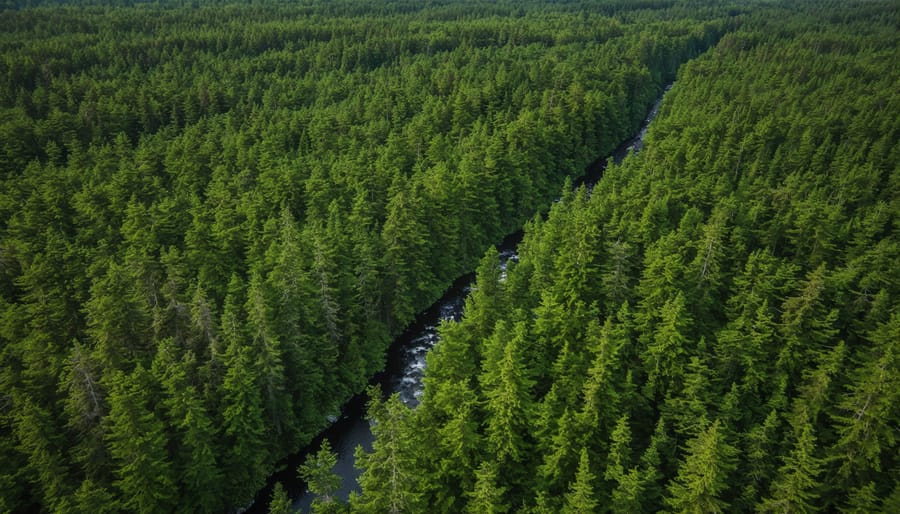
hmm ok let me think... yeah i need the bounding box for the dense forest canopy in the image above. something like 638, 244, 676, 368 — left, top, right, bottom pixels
0, 0, 738, 512
350, 1, 900, 513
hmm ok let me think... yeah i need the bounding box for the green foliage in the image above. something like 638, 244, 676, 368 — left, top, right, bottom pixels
465, 460, 508, 514
355, 1, 900, 511
268, 482, 293, 514
664, 420, 738, 513
221, 343, 269, 507
757, 421, 824, 514
352, 391, 422, 514
298, 440, 342, 508
561, 449, 599, 514
5, 0, 898, 512
104, 367, 177, 513
0, 0, 729, 509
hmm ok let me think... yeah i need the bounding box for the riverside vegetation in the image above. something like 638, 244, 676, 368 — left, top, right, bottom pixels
1, 0, 897, 513
349, 1, 900, 513
0, 0, 729, 511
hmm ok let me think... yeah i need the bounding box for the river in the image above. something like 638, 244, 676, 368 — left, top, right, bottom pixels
244, 83, 672, 513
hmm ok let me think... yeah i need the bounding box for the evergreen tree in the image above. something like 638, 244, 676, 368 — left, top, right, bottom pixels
74, 479, 119, 514
841, 482, 880, 514
104, 368, 177, 513
174, 385, 224, 513
561, 449, 599, 514
830, 313, 899, 483
664, 420, 737, 514
220, 343, 268, 507
269, 482, 293, 514
481, 320, 535, 464
353, 392, 421, 514
538, 408, 581, 495
59, 343, 108, 480
13, 396, 74, 513
644, 291, 693, 398
465, 460, 508, 514
299, 440, 342, 508
757, 421, 824, 514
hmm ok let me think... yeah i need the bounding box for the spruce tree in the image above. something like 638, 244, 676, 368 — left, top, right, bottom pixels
561, 449, 599, 514
664, 420, 737, 514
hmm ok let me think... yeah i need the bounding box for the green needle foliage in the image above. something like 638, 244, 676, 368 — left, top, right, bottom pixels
2, 0, 897, 512
353, 1, 900, 512
298, 440, 341, 508
0, 0, 733, 510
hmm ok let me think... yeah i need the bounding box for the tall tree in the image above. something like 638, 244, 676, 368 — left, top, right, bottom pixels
561, 449, 599, 514
757, 420, 824, 514
481, 320, 535, 465
465, 460, 508, 514
104, 367, 177, 513
353, 392, 421, 514
299, 439, 342, 510
268, 482, 293, 514
220, 343, 268, 508
664, 420, 737, 514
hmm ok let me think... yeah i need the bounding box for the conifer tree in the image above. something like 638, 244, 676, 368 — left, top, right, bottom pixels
664, 420, 737, 514
605, 414, 646, 513
465, 460, 508, 514
13, 396, 74, 513
220, 343, 268, 507
268, 482, 293, 514
830, 313, 899, 483
757, 421, 823, 514
299, 440, 342, 508
174, 385, 224, 513
104, 367, 177, 513
481, 320, 535, 464
74, 479, 118, 514
353, 392, 421, 514
561, 449, 599, 514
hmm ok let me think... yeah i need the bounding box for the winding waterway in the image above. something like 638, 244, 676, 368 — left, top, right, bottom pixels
245, 83, 672, 513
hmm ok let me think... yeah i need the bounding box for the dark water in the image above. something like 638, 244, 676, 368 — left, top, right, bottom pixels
242, 83, 672, 514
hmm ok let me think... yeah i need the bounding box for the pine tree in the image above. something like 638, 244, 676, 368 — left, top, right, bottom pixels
220, 343, 268, 508
175, 385, 224, 513
481, 320, 535, 464
13, 395, 74, 513
299, 440, 342, 508
644, 291, 693, 398
605, 414, 645, 514
245, 270, 292, 438
663, 351, 713, 438
430, 381, 483, 511
74, 479, 119, 514
269, 482, 293, 514
578, 314, 628, 445
739, 409, 781, 507
354, 392, 421, 514
605, 415, 633, 484
538, 408, 581, 495
777, 264, 839, 380
561, 449, 598, 514
59, 343, 108, 480
638, 417, 672, 513
757, 421, 823, 513
601, 239, 634, 312
104, 367, 177, 513
830, 313, 899, 483
465, 460, 508, 514
664, 420, 737, 514
841, 482, 880, 513
381, 187, 434, 325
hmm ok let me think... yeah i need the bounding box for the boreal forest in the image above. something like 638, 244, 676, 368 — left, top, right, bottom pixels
0, 0, 897, 513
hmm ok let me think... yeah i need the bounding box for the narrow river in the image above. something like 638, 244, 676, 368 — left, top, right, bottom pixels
245, 83, 672, 513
